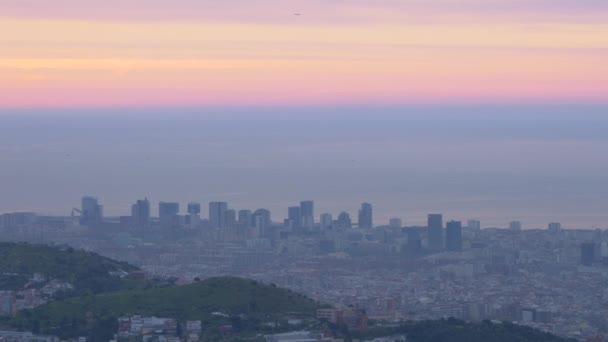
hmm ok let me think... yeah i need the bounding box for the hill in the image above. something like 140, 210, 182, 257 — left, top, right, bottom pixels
349, 318, 575, 342
7, 277, 322, 340
0, 242, 152, 295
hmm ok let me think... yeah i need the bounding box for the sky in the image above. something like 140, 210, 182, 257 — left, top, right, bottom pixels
1, 2, 607, 228
1, 0, 608, 107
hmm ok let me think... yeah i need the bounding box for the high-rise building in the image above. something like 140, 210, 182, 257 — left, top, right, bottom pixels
185, 202, 201, 228
389, 218, 402, 228
209, 202, 228, 228
320, 213, 333, 230
253, 208, 271, 236
225, 209, 236, 228
288, 206, 301, 228
336, 212, 352, 230
467, 219, 481, 230
509, 221, 523, 231
81, 196, 103, 225
300, 200, 314, 229
187, 202, 201, 215
581, 242, 596, 266
405, 228, 422, 255
548, 222, 562, 233
238, 210, 252, 228
427, 214, 443, 251
358, 202, 373, 229
131, 198, 150, 228
446, 220, 463, 252
159, 202, 179, 228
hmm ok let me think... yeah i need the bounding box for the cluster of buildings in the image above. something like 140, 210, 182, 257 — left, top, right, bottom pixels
116, 316, 202, 341
1, 196, 608, 340
0, 275, 73, 317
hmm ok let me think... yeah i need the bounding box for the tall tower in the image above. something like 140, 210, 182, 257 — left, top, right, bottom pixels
187, 202, 201, 215
336, 212, 352, 230
81, 196, 103, 225
159, 202, 179, 228
427, 214, 443, 251
548, 222, 562, 233
358, 202, 373, 229
238, 210, 252, 228
446, 220, 463, 252
225, 209, 236, 228
320, 213, 333, 230
288, 206, 301, 228
209, 202, 228, 228
300, 200, 314, 229
510, 221, 523, 231
187, 202, 201, 228
131, 198, 150, 228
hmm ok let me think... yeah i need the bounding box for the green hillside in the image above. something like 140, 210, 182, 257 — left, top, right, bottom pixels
349, 318, 575, 342
0, 242, 145, 294
7, 277, 322, 340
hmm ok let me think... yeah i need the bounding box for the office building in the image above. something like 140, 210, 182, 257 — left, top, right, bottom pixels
159, 202, 179, 228
336, 212, 352, 229
389, 218, 403, 228
510, 221, 523, 231
81, 196, 103, 225
209, 202, 228, 228
131, 198, 150, 228
358, 202, 373, 229
187, 202, 201, 215
320, 213, 333, 230
581, 242, 596, 266
225, 209, 236, 228
405, 228, 422, 255
288, 206, 301, 228
548, 222, 562, 233
428, 214, 443, 251
238, 210, 252, 228
446, 220, 463, 252
467, 219, 481, 230
253, 208, 271, 237
300, 200, 314, 229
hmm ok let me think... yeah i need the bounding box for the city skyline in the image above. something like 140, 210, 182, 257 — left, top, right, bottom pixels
4, 194, 584, 232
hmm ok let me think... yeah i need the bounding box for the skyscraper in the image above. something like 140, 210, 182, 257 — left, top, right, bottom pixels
446, 220, 463, 252
209, 202, 228, 228
581, 242, 596, 266
186, 202, 201, 228
510, 221, 523, 231
389, 218, 403, 228
320, 213, 333, 230
358, 202, 373, 229
131, 198, 150, 228
81, 196, 103, 225
238, 210, 252, 228
467, 219, 481, 230
159, 202, 179, 228
300, 200, 314, 229
288, 206, 301, 228
225, 209, 236, 228
548, 222, 562, 233
427, 214, 443, 251
336, 212, 352, 229
252, 208, 271, 236
187, 202, 201, 215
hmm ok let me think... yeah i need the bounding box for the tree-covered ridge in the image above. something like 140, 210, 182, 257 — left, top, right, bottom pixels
7, 277, 322, 340
0, 242, 141, 294
348, 318, 576, 342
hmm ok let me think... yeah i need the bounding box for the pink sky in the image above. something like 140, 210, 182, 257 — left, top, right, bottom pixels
1, 0, 607, 107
